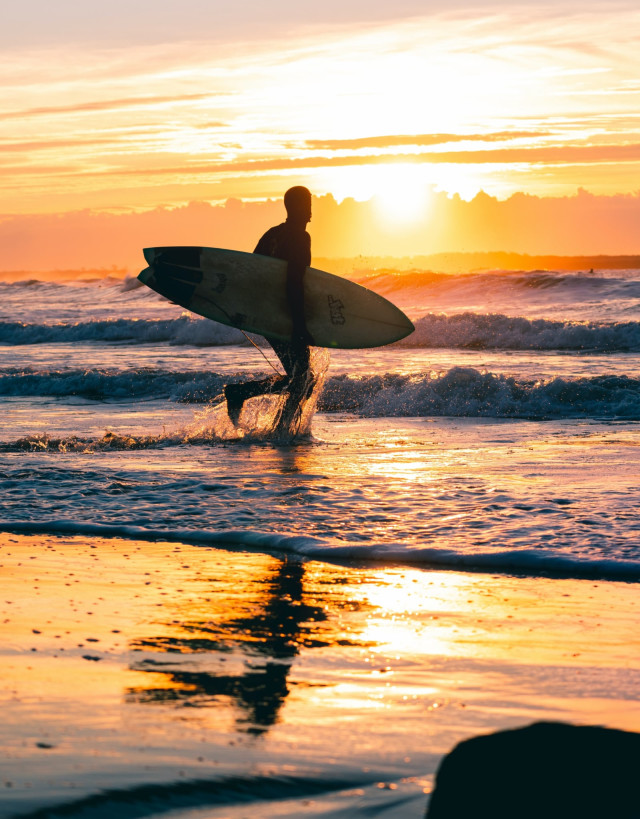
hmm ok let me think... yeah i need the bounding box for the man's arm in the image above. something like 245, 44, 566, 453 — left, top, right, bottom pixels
253, 225, 313, 345
287, 233, 313, 346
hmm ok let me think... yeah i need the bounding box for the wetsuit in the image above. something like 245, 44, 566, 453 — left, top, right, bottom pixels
225, 220, 312, 412
254, 219, 312, 375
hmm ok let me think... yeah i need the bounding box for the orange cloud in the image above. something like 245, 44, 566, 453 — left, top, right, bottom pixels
304, 132, 552, 150
50, 143, 640, 182
0, 138, 116, 153
0, 189, 638, 273
0, 164, 81, 176
0, 93, 222, 121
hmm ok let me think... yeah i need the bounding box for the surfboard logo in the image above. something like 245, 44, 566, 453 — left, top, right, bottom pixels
327, 295, 346, 325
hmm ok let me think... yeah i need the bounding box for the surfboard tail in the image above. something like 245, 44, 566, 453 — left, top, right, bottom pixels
142, 248, 157, 266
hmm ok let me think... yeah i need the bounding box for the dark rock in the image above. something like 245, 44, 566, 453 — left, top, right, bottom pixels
426, 721, 640, 819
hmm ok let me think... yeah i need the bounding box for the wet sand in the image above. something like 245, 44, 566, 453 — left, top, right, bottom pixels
2, 533, 639, 818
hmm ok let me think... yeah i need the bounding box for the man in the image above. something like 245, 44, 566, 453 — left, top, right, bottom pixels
224, 186, 315, 425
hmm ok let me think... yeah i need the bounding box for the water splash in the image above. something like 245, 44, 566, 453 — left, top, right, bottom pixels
184, 348, 330, 443
1, 350, 331, 452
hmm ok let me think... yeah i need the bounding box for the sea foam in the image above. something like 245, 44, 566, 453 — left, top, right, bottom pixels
2, 312, 640, 351
2, 366, 639, 419
403, 313, 640, 351
2, 519, 639, 582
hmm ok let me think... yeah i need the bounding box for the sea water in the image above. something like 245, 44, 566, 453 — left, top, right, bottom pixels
1, 266, 640, 817
0, 266, 639, 579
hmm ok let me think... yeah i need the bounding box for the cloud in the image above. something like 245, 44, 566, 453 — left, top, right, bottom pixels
2, 3, 638, 214
0, 0, 501, 49
0, 138, 116, 153
0, 164, 81, 176
0, 93, 221, 121
1, 189, 639, 271
426, 144, 640, 164
66, 143, 640, 180
304, 132, 552, 150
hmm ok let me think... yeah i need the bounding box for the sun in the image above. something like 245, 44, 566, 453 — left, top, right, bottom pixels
371, 164, 432, 227
313, 161, 433, 228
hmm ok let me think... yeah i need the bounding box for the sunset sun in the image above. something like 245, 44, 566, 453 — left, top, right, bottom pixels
372, 165, 433, 226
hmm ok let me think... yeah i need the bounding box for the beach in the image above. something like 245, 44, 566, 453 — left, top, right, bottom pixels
2, 528, 640, 818
1, 265, 640, 816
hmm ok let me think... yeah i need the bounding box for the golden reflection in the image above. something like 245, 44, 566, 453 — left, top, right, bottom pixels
362, 570, 469, 615
4, 532, 640, 752
358, 449, 440, 483
363, 622, 453, 659
118, 541, 640, 729
124, 549, 377, 735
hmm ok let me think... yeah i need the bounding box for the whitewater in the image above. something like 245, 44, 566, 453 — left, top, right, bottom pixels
1, 265, 639, 582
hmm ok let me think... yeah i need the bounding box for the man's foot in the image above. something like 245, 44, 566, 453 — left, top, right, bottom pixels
224, 384, 244, 426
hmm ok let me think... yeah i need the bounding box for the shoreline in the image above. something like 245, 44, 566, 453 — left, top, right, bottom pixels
2, 532, 639, 817
2, 520, 640, 585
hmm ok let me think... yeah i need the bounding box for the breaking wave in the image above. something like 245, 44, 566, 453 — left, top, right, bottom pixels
404, 313, 640, 351
320, 369, 640, 419
2, 312, 640, 351
2, 366, 640, 419
0, 367, 227, 402
362, 267, 640, 298
0, 316, 244, 346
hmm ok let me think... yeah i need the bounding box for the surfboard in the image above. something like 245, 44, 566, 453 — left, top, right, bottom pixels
138, 246, 414, 349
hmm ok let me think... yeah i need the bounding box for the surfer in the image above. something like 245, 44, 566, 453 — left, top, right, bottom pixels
224, 186, 315, 426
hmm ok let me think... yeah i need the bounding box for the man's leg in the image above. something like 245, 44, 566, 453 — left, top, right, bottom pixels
267, 338, 310, 381
224, 374, 288, 425
271, 340, 314, 434
224, 338, 294, 425
224, 339, 312, 426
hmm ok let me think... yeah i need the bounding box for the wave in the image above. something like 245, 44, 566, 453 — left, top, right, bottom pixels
2, 520, 639, 582
4, 267, 639, 291
8, 771, 367, 819
402, 313, 640, 351
3, 312, 640, 351
320, 369, 640, 419
3, 367, 640, 419
0, 316, 245, 346
0, 367, 227, 402
362, 267, 640, 299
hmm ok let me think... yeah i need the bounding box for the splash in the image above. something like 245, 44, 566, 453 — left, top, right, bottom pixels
184, 348, 330, 443
0, 350, 331, 452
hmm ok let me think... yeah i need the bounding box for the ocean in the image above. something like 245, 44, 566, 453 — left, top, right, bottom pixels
1, 263, 639, 817
1, 265, 640, 578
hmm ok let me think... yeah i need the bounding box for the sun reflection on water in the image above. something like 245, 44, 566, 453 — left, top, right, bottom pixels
3, 530, 640, 813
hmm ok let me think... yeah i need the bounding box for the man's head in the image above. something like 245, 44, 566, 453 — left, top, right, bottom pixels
284, 186, 312, 225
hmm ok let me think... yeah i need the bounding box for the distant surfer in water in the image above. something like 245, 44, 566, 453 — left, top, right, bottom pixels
224, 186, 315, 426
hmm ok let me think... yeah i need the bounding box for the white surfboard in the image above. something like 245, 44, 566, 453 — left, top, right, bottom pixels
138, 246, 414, 349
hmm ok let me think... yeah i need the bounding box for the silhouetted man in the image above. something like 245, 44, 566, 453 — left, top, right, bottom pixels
224, 186, 314, 425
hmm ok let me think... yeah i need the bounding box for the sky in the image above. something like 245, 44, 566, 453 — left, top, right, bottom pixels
1, 0, 639, 264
